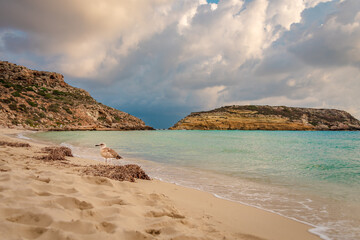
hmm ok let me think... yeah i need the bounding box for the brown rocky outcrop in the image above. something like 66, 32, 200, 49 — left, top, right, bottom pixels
170, 105, 360, 130
0, 61, 153, 130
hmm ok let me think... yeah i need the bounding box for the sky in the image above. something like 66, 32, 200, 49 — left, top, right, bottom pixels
1, 0, 360, 129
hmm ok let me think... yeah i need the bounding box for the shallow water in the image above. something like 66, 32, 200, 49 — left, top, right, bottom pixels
29, 130, 360, 240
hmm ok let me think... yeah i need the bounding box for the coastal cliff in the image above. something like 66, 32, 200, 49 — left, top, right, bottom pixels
170, 105, 360, 130
0, 61, 153, 130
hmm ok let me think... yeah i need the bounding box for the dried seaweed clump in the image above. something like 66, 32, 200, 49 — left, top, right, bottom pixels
0, 141, 31, 147
82, 164, 150, 182
39, 146, 73, 161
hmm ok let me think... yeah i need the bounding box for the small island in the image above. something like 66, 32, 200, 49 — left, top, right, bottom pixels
170, 105, 360, 130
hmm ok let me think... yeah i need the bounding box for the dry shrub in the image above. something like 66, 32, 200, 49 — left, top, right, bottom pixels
39, 146, 73, 161
0, 141, 31, 147
82, 164, 150, 182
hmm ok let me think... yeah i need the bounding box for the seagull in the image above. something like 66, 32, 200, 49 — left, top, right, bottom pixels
95, 143, 122, 164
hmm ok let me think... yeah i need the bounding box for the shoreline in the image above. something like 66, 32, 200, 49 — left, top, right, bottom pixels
0, 127, 322, 240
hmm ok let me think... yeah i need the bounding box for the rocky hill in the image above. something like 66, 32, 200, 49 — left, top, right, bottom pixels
0, 61, 153, 130
170, 105, 360, 130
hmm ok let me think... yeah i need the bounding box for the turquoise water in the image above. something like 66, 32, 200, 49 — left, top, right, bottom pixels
28, 130, 360, 240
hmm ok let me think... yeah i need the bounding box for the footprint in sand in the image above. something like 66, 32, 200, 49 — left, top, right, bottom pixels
30, 175, 51, 183
53, 197, 93, 210
53, 220, 97, 235
31, 228, 72, 240
0, 166, 11, 172
18, 226, 48, 239
82, 176, 113, 187
97, 221, 117, 233
145, 210, 185, 219
33, 185, 78, 194
0, 173, 11, 181
103, 198, 127, 206
123, 230, 156, 240
146, 228, 161, 236
54, 220, 116, 235
6, 211, 53, 227
0, 186, 8, 192
145, 193, 167, 206
35, 191, 52, 197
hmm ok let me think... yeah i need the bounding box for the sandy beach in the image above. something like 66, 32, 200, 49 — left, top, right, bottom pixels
0, 127, 321, 240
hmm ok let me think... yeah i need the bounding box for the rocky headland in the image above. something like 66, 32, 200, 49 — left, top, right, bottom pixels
170, 105, 360, 131
0, 61, 153, 130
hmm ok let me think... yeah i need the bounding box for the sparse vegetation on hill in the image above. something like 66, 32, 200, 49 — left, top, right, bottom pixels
0, 61, 153, 130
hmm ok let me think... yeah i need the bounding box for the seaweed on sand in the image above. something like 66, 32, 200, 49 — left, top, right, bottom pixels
82, 164, 150, 182
0, 141, 31, 147
38, 146, 73, 161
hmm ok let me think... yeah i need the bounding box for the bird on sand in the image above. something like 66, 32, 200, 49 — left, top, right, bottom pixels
95, 143, 122, 164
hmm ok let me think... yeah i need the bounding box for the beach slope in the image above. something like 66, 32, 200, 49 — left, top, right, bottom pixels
0, 128, 320, 240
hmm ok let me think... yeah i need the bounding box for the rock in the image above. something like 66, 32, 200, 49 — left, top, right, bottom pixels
0, 61, 154, 130
170, 105, 360, 131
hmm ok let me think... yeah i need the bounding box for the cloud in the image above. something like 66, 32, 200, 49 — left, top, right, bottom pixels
0, 0, 195, 77
1, 0, 360, 128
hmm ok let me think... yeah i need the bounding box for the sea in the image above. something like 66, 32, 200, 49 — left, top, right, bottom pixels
26, 130, 360, 240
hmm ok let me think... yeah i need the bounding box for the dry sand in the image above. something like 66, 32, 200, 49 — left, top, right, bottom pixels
0, 128, 321, 240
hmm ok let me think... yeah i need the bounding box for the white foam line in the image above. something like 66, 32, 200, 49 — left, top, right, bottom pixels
212, 194, 332, 240
16, 132, 34, 140
150, 176, 332, 240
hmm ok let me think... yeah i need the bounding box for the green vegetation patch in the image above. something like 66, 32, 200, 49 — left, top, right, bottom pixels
114, 115, 122, 122
54, 96, 64, 100
245, 105, 258, 111
37, 90, 46, 96
62, 106, 73, 114
48, 103, 60, 112
13, 84, 24, 92
25, 119, 38, 127
62, 98, 74, 106
25, 86, 35, 92
52, 90, 67, 96
2, 82, 14, 88
238, 106, 304, 120
0, 98, 13, 104
11, 119, 19, 125
26, 100, 38, 107
38, 112, 46, 118
18, 104, 27, 112
11, 91, 21, 97
8, 103, 17, 111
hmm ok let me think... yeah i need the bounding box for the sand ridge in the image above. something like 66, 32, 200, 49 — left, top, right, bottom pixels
0, 128, 321, 240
